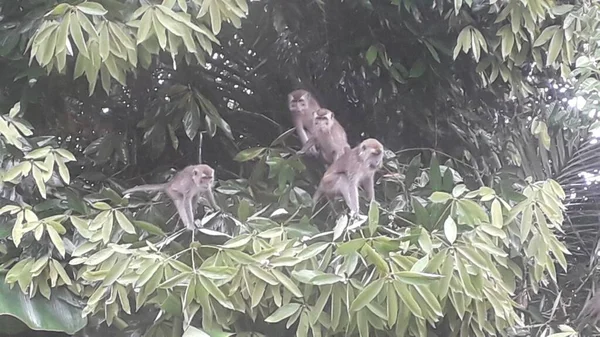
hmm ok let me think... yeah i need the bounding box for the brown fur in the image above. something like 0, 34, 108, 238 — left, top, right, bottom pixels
123, 164, 219, 230
288, 89, 321, 154
299, 108, 350, 165
313, 139, 384, 214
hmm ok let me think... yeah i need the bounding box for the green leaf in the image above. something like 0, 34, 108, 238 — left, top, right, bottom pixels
366, 45, 378, 65
272, 269, 303, 297
310, 273, 344, 285
0, 274, 86, 334
547, 29, 564, 66
491, 199, 503, 228
76, 2, 108, 16
264, 303, 301, 323
393, 281, 423, 318
246, 265, 278, 285
349, 278, 384, 312
101, 258, 130, 286
394, 271, 442, 285
46, 225, 65, 258
233, 147, 265, 162
444, 217, 457, 244
133, 220, 165, 236
114, 211, 136, 234
368, 200, 379, 236
533, 25, 558, 47
137, 11, 154, 44
198, 276, 234, 309
69, 17, 89, 58
409, 59, 426, 78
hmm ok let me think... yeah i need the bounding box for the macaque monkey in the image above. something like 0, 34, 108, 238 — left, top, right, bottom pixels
123, 164, 219, 230
298, 108, 350, 165
313, 138, 384, 214
287, 89, 321, 155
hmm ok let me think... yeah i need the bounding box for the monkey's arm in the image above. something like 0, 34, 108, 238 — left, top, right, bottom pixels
293, 115, 310, 144
202, 189, 220, 210
123, 183, 167, 195
361, 175, 375, 201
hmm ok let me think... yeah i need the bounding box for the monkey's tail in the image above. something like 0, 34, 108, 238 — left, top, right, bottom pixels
123, 184, 166, 195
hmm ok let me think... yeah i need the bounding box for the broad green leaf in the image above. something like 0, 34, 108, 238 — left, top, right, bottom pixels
393, 281, 423, 318
233, 147, 265, 162
366, 45, 378, 65
69, 18, 89, 58
310, 273, 344, 285
444, 217, 457, 244
547, 29, 564, 66
533, 25, 559, 47
394, 271, 442, 285
76, 2, 108, 16
246, 265, 278, 285
0, 274, 86, 334
272, 269, 303, 297
198, 276, 232, 309
429, 191, 452, 203
101, 258, 130, 286
264, 303, 301, 323
491, 199, 503, 228
368, 200, 379, 236
349, 278, 384, 312
46, 225, 65, 257
115, 211, 136, 234
333, 214, 348, 241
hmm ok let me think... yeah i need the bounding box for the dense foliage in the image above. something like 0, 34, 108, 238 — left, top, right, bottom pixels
1, 0, 600, 336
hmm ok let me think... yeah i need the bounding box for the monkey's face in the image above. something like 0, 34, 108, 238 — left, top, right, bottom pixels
313, 111, 332, 131
288, 91, 309, 113
358, 139, 384, 169
192, 166, 215, 190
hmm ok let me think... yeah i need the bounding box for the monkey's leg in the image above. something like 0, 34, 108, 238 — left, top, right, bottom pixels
183, 194, 197, 230
173, 197, 194, 230
340, 179, 360, 215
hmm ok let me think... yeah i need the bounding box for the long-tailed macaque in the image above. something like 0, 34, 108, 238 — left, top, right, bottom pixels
123, 164, 219, 230
287, 89, 321, 154
298, 108, 350, 165
313, 139, 384, 214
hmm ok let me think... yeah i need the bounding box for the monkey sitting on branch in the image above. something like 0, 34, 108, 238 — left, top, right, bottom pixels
288, 89, 321, 155
123, 164, 219, 231
297, 108, 350, 166
313, 138, 384, 215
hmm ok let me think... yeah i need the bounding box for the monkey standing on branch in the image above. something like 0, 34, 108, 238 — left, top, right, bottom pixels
288, 89, 321, 155
123, 164, 219, 230
298, 108, 350, 165
313, 139, 384, 214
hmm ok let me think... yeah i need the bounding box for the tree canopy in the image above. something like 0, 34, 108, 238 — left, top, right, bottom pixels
0, 0, 599, 336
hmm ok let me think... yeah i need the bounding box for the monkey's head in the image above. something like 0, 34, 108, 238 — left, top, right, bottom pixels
288, 89, 317, 113
312, 108, 333, 131
357, 138, 384, 169
191, 165, 215, 189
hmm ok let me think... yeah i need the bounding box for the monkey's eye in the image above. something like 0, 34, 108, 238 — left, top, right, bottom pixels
362, 145, 367, 151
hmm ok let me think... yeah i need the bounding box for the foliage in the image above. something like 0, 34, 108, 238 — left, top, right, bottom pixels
1, 0, 598, 336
